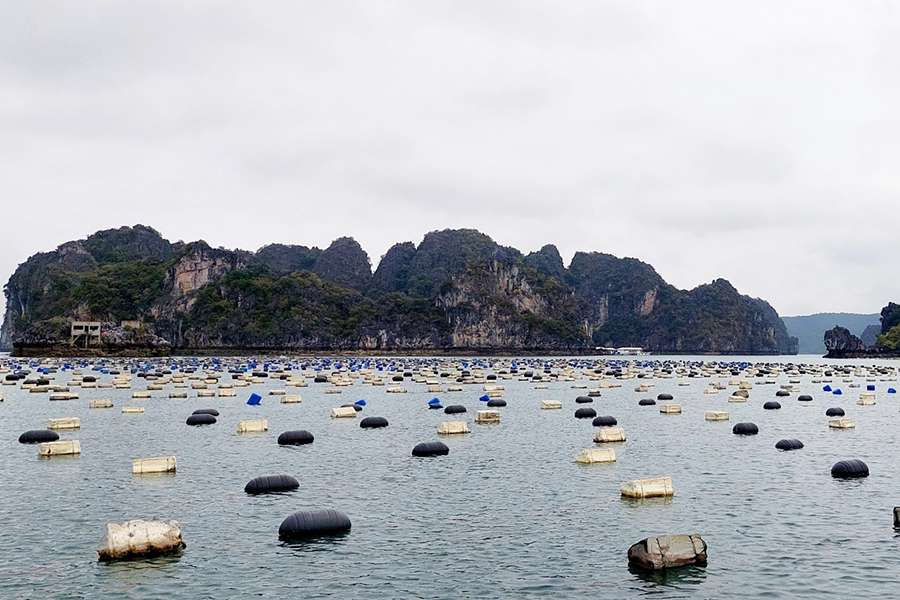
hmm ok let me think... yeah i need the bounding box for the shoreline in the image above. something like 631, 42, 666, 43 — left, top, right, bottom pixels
9, 344, 799, 358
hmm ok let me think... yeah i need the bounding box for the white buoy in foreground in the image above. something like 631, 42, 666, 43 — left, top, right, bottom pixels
97, 519, 185, 562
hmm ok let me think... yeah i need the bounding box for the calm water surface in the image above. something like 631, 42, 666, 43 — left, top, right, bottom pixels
0, 354, 898, 599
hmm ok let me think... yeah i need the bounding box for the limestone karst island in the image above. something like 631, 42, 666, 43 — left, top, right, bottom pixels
3, 225, 799, 356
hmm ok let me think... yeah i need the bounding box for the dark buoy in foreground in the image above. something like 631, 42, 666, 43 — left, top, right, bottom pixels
278, 430, 314, 445
575, 407, 596, 419
593, 415, 617, 427
639, 399, 656, 406
775, 390, 790, 397
798, 395, 813, 402
575, 396, 592, 404
444, 405, 466, 414
278, 509, 351, 540
18, 430, 59, 444
763, 401, 781, 410
831, 459, 869, 479
192, 408, 219, 416
825, 407, 845, 417
412, 441, 449, 457
657, 393, 674, 401
186, 414, 216, 426
360, 416, 388, 429
486, 398, 506, 407
732, 422, 758, 435
775, 439, 804, 451
245, 474, 299, 495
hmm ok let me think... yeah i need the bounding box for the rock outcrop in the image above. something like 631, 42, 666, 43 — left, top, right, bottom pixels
819, 302, 900, 358
312, 237, 371, 291
824, 326, 865, 354
1, 225, 799, 355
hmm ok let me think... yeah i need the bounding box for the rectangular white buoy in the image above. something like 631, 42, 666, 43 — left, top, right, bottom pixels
575, 448, 616, 464
132, 456, 177, 474
48, 417, 81, 430
39, 440, 81, 457
237, 418, 268, 433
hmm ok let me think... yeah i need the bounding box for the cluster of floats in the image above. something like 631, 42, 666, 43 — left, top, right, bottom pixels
2, 355, 898, 569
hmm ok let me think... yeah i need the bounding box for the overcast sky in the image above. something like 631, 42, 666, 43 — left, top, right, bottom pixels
2, 1, 898, 317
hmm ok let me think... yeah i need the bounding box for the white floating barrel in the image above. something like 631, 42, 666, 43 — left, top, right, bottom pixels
132, 391, 151, 399
541, 400, 562, 409
437, 421, 471, 435
49, 392, 78, 401
620, 476, 674, 499
90, 399, 113, 409
593, 426, 626, 443
857, 393, 876, 405
330, 406, 357, 418
38, 439, 81, 457
280, 394, 302, 404
659, 403, 682, 414
48, 417, 80, 430
122, 406, 144, 414
575, 448, 616, 464
475, 410, 500, 424
237, 418, 268, 433
97, 519, 184, 562
705, 410, 729, 421
218, 388, 237, 397
828, 418, 856, 429
169, 391, 188, 398
132, 456, 177, 474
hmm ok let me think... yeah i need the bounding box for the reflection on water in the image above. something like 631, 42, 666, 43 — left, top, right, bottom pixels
280, 532, 352, 553
629, 564, 708, 591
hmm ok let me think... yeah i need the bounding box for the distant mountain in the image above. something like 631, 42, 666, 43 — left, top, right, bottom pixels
860, 324, 881, 348
1, 225, 798, 355
782, 313, 880, 354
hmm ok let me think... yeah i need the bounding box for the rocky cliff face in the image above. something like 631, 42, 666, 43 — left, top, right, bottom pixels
1, 225, 798, 354
824, 326, 866, 354
881, 303, 900, 334
372, 242, 417, 292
